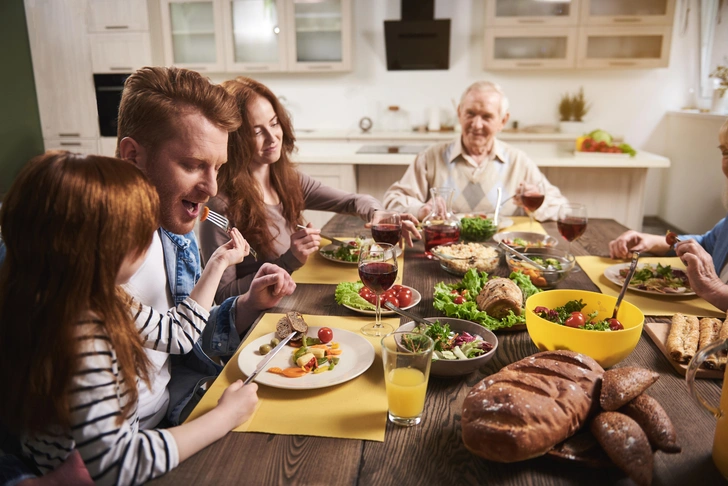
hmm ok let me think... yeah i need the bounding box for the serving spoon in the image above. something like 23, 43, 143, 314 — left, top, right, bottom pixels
612, 251, 640, 320
384, 301, 431, 328
497, 241, 551, 271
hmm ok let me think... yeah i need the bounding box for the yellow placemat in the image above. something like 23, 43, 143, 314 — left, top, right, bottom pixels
501, 216, 546, 234
576, 256, 724, 317
187, 314, 396, 441
293, 238, 404, 285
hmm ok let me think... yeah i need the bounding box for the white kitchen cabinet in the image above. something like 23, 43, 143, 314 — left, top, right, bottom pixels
484, 27, 577, 70
576, 26, 672, 68
484, 0, 580, 27
160, 0, 226, 72
44, 139, 99, 155
580, 0, 676, 26
222, 0, 288, 72
285, 0, 352, 72
24, 0, 99, 140
86, 0, 150, 32
89, 33, 153, 72
297, 163, 356, 228
98, 137, 119, 157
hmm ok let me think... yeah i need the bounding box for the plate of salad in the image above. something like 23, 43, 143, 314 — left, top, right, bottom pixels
604, 262, 694, 296
319, 238, 401, 264
335, 282, 420, 315
433, 268, 541, 331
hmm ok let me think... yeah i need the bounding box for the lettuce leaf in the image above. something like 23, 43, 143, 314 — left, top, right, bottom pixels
334, 281, 375, 310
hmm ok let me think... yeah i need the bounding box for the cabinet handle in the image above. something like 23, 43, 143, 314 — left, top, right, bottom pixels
110, 67, 133, 71
105, 25, 129, 30
60, 142, 82, 146
515, 62, 543, 67
305, 65, 333, 70
613, 18, 641, 23
58, 133, 81, 137
609, 61, 637, 66
517, 19, 545, 24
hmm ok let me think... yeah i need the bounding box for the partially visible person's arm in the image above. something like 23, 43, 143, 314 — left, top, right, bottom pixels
234, 263, 296, 334
299, 172, 382, 222
382, 152, 431, 219
517, 157, 568, 222
676, 239, 728, 311
609, 231, 670, 259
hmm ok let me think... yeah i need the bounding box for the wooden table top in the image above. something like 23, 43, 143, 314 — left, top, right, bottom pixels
150, 216, 724, 485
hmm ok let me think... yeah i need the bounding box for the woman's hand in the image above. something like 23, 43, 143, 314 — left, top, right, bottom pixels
208, 228, 250, 267
608, 230, 669, 259
290, 222, 322, 264
216, 380, 259, 430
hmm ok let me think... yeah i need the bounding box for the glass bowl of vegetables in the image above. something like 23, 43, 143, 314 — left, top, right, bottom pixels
458, 214, 498, 242
396, 317, 498, 376
524, 289, 644, 368
505, 247, 575, 288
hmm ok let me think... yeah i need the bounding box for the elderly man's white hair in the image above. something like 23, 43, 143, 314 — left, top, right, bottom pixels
459, 81, 510, 119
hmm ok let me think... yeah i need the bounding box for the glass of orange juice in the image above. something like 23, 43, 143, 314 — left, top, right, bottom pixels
381, 331, 434, 426
686, 338, 728, 479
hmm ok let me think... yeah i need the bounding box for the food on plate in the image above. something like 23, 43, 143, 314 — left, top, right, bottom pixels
459, 215, 497, 242
619, 263, 690, 294
275, 311, 309, 344
267, 329, 342, 378
259, 343, 272, 355
620, 394, 681, 453
318, 327, 333, 344
666, 313, 700, 363
402, 320, 494, 361
199, 206, 210, 222
475, 277, 522, 319
590, 412, 653, 486
320, 238, 361, 262
575, 129, 636, 156
600, 366, 659, 411
334, 281, 416, 311
432, 242, 500, 275
503, 237, 545, 248
461, 350, 604, 462
433, 269, 541, 331
533, 299, 624, 331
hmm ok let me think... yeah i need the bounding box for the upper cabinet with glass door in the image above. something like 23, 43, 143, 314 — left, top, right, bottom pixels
581, 0, 676, 25
285, 0, 352, 72
222, 0, 288, 72
485, 0, 580, 27
160, 0, 226, 72
484, 28, 577, 69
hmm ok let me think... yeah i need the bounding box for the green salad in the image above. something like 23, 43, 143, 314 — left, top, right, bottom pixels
403, 320, 494, 361
320, 238, 361, 262
433, 269, 541, 331
460, 216, 497, 242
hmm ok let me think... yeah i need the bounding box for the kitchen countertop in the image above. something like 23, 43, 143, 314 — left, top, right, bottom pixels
294, 129, 603, 142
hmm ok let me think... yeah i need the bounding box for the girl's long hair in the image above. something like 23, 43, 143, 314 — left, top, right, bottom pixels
218, 77, 304, 259
0, 151, 158, 434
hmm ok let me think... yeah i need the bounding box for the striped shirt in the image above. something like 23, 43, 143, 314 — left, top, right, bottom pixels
21, 297, 209, 485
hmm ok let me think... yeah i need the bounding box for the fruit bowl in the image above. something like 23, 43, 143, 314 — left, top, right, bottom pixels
524, 289, 644, 368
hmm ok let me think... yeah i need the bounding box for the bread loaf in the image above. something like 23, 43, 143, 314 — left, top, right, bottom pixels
461, 350, 604, 463
475, 277, 523, 318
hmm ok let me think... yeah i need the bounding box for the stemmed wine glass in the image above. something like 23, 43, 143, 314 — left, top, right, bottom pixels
518, 180, 545, 230
358, 242, 398, 337
370, 210, 402, 251
557, 203, 588, 254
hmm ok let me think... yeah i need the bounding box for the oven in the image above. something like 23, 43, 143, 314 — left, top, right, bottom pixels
93, 73, 130, 137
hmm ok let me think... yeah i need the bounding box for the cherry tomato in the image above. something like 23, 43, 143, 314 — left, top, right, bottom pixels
318, 327, 334, 343
381, 294, 400, 308
608, 318, 624, 331
391, 284, 404, 292
450, 289, 459, 294
358, 287, 377, 304
382, 289, 397, 300
453, 296, 465, 305
398, 289, 413, 307
564, 311, 585, 328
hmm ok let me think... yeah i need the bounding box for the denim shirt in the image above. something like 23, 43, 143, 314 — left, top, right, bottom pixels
159, 228, 242, 424
680, 215, 728, 274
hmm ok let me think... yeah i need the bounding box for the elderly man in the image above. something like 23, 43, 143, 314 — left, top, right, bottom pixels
383, 81, 567, 221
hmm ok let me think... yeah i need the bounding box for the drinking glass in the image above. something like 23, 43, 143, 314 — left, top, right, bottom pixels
381, 331, 434, 426
557, 203, 588, 253
518, 180, 545, 230
370, 210, 402, 247
358, 243, 398, 337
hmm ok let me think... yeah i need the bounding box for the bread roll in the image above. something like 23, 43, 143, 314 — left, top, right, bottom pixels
700, 317, 724, 369
666, 313, 699, 363
461, 350, 604, 463
591, 412, 653, 486
275, 311, 308, 343
620, 394, 680, 453
475, 277, 522, 318
600, 366, 659, 411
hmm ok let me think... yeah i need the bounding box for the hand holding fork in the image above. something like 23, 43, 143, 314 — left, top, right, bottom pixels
202, 208, 258, 261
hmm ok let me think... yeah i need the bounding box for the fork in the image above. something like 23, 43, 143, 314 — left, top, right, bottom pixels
204, 209, 258, 261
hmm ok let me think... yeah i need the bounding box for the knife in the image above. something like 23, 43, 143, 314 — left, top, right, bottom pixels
243, 331, 299, 385
296, 224, 349, 247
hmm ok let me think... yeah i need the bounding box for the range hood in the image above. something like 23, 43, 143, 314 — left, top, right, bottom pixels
384, 0, 451, 71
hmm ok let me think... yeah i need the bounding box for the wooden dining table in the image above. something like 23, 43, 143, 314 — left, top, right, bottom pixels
150, 215, 725, 485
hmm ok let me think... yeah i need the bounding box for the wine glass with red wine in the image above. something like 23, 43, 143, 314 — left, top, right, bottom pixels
557, 203, 588, 253
370, 210, 402, 248
518, 180, 545, 230
358, 242, 398, 337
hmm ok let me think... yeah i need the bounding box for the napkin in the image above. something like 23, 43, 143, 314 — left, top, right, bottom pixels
292, 237, 405, 285
576, 256, 724, 317
186, 314, 397, 441
501, 216, 546, 234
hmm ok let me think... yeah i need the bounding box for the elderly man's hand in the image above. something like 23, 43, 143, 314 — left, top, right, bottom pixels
400, 213, 421, 246
675, 240, 725, 301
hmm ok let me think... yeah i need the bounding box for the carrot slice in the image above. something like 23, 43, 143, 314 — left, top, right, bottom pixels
200, 206, 210, 222
267, 367, 284, 375
281, 367, 308, 378
327, 349, 343, 356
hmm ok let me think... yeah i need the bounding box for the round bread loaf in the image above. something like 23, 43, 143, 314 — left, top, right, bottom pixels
461, 350, 604, 462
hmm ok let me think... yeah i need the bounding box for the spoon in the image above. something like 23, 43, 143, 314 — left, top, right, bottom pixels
384, 301, 431, 328
497, 241, 550, 271
612, 251, 640, 319
493, 187, 503, 227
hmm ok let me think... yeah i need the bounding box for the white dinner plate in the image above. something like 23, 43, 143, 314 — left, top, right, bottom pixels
342, 286, 421, 315
456, 213, 514, 231
319, 239, 401, 264
603, 262, 695, 297
237, 327, 375, 390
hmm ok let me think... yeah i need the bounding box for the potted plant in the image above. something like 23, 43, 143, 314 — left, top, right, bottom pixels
710, 64, 728, 114
558, 87, 590, 133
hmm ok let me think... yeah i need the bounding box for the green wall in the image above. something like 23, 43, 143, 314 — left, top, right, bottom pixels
0, 0, 44, 196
